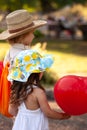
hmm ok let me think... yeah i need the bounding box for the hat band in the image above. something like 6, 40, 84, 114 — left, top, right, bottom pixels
9, 22, 34, 33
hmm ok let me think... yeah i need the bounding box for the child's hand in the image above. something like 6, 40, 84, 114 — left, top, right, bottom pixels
61, 113, 71, 120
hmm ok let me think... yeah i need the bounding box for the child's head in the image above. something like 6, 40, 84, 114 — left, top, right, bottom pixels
8, 49, 54, 82
0, 9, 47, 42
8, 50, 54, 104
7, 30, 35, 46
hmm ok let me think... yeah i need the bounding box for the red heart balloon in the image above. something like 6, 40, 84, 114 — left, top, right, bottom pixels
54, 75, 87, 115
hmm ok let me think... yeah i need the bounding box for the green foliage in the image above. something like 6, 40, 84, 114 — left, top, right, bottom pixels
0, 29, 4, 33
54, 0, 86, 8
0, 0, 39, 12
34, 30, 45, 38
0, 0, 87, 12
41, 71, 57, 85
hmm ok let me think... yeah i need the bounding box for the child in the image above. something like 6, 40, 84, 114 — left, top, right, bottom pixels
0, 9, 47, 117
8, 50, 71, 130
0, 9, 47, 67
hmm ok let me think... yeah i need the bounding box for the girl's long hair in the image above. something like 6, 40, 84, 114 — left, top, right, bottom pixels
10, 73, 44, 104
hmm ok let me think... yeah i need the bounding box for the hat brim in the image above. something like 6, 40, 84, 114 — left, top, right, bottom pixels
7, 50, 54, 82
0, 20, 47, 40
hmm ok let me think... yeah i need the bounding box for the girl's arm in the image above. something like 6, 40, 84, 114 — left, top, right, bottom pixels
8, 103, 19, 116
36, 88, 71, 120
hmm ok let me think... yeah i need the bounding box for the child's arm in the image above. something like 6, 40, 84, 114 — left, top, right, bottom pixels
8, 103, 19, 116
36, 88, 71, 120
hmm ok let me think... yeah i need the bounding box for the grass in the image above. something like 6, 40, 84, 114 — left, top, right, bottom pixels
0, 39, 87, 78
46, 39, 87, 78
0, 42, 10, 61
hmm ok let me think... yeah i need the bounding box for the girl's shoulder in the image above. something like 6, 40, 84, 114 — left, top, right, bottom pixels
33, 86, 45, 96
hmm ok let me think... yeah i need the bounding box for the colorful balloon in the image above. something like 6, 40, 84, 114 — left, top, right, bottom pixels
54, 75, 87, 115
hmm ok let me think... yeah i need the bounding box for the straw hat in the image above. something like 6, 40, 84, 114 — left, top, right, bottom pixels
8, 50, 54, 82
0, 9, 47, 40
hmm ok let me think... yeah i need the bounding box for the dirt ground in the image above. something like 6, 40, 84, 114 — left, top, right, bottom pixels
0, 90, 87, 130
49, 101, 87, 130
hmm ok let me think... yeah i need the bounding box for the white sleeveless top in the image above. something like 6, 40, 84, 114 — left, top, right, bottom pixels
12, 86, 49, 130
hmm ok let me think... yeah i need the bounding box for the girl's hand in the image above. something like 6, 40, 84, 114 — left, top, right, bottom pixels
61, 113, 71, 120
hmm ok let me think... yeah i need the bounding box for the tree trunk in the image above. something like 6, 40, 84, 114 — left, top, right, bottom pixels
39, 0, 55, 13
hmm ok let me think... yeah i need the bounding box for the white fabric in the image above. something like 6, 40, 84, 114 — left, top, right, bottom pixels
12, 102, 49, 130
3, 43, 30, 67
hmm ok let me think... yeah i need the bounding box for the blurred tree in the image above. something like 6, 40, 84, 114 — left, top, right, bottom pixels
0, 0, 21, 12
39, 0, 56, 13
54, 0, 87, 7
39, 0, 87, 13
0, 0, 38, 12
0, 0, 87, 13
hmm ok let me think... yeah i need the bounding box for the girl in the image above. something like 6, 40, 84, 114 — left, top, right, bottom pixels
0, 9, 47, 117
8, 50, 71, 130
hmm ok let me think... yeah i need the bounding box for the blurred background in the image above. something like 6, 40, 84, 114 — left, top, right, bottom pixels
0, 1, 87, 130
